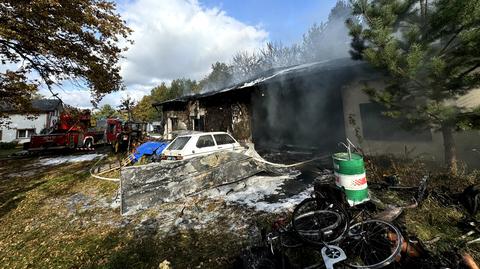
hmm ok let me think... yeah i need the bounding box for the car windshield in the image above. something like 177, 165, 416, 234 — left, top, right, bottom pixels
166, 136, 191, 150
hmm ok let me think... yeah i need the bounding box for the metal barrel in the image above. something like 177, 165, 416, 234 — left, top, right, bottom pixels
332, 152, 369, 206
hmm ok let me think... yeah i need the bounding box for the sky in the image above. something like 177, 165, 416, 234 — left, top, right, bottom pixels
37, 0, 339, 108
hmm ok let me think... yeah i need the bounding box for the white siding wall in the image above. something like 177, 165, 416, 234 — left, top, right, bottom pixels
342, 79, 480, 168
1, 113, 49, 143
457, 88, 480, 109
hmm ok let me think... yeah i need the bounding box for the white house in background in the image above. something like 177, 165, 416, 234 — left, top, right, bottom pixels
0, 99, 64, 144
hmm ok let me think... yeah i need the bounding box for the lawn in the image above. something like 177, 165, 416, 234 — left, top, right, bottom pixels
0, 154, 264, 268
0, 153, 478, 268
0, 147, 23, 159
365, 156, 480, 264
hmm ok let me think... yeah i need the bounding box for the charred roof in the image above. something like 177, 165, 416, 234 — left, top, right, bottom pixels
153, 58, 368, 108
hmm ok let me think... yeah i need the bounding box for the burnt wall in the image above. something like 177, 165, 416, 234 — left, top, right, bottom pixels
204, 102, 232, 133
160, 102, 191, 137
163, 110, 190, 129
251, 69, 352, 153
231, 102, 252, 141
200, 90, 253, 142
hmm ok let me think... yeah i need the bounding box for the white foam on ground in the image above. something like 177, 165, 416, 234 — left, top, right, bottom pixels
250, 187, 313, 213
204, 173, 311, 213
38, 153, 104, 166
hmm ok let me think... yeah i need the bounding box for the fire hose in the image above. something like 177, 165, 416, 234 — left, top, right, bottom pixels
89, 148, 327, 182
89, 155, 121, 182
242, 145, 329, 168
249, 155, 327, 168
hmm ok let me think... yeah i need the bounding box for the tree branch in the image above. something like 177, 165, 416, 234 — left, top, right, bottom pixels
456, 63, 480, 80
0, 39, 62, 103
438, 25, 465, 55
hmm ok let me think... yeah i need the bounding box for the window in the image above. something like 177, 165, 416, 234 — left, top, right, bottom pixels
214, 134, 236, 145
167, 136, 191, 150
17, 129, 35, 138
193, 116, 205, 131
108, 124, 116, 134
360, 103, 432, 141
171, 118, 179, 130
196, 135, 215, 148
0, 130, 2, 141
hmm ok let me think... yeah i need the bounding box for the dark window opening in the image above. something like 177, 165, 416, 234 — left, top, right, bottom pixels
108, 124, 116, 134
171, 118, 179, 130
193, 116, 205, 131
360, 103, 432, 141
196, 135, 215, 148
17, 129, 35, 138
214, 134, 235, 145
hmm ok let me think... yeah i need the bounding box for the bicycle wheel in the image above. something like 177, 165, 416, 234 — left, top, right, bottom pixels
340, 219, 402, 269
278, 227, 303, 248
292, 198, 348, 245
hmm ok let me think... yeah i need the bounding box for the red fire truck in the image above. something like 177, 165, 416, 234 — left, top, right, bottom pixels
27, 110, 144, 152
100, 118, 145, 153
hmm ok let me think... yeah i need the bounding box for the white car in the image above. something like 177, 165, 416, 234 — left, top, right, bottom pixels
161, 132, 244, 161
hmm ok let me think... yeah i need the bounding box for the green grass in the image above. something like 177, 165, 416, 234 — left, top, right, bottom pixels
0, 148, 22, 158
0, 154, 478, 268
0, 159, 126, 268
367, 155, 480, 261
0, 158, 252, 269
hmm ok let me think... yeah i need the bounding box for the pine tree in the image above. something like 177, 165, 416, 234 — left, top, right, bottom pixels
348, 0, 480, 174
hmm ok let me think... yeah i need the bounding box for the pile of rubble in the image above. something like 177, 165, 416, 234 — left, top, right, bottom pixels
120, 151, 306, 214
232, 180, 480, 269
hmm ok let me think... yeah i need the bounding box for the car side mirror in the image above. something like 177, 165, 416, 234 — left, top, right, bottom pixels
192, 150, 195, 154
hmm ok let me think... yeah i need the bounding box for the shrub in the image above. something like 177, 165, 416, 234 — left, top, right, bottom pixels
0, 142, 18, 150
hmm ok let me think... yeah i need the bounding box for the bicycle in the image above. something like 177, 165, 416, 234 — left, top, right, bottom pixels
265, 183, 403, 269
266, 216, 345, 269
290, 184, 403, 269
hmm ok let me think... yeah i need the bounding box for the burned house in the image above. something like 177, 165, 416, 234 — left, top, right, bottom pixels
154, 58, 480, 166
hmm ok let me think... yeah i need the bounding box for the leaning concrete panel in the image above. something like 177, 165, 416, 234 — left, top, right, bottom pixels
120, 152, 268, 214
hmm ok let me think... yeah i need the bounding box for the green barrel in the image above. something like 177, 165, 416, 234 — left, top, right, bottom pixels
332, 152, 369, 205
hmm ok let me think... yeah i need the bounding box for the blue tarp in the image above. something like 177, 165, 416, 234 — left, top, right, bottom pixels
133, 141, 169, 162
